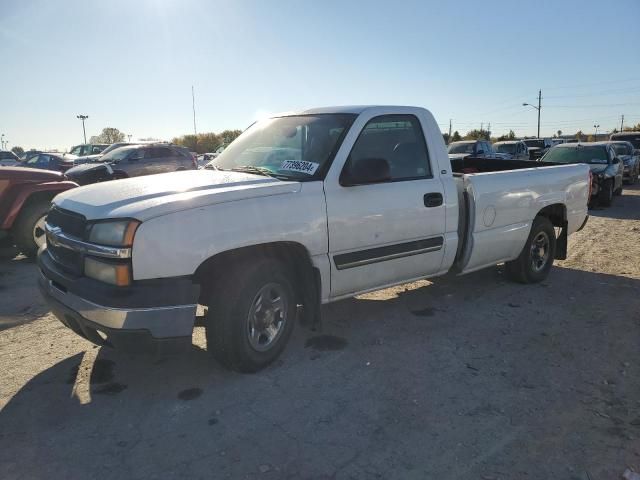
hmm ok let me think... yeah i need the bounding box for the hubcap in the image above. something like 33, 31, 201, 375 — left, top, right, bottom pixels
33, 215, 47, 249
247, 283, 288, 352
530, 231, 550, 273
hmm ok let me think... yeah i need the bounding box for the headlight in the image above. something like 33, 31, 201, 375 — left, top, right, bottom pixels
84, 257, 131, 286
88, 220, 139, 246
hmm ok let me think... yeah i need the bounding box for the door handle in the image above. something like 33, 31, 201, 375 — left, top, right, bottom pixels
424, 192, 443, 208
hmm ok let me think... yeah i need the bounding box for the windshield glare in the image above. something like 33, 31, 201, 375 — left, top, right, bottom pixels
543, 146, 609, 164
448, 143, 474, 154
100, 146, 138, 162
495, 143, 516, 153
210, 114, 356, 178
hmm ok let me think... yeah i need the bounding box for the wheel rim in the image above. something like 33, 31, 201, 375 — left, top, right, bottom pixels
246, 283, 289, 352
530, 231, 550, 273
33, 215, 47, 249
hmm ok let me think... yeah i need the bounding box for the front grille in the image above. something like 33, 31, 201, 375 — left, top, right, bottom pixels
47, 207, 87, 238
46, 206, 87, 275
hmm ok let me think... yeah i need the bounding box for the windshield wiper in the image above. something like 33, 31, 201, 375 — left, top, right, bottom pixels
229, 166, 289, 180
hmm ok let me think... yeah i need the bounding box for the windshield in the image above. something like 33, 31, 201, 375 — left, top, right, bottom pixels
524, 139, 545, 149
69, 146, 82, 155
448, 143, 474, 154
612, 143, 631, 156
100, 146, 138, 162
99, 143, 132, 156
542, 146, 609, 164
495, 143, 516, 154
209, 114, 356, 179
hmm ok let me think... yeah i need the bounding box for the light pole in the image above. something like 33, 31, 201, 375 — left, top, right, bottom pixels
1, 134, 4, 150
523, 90, 542, 138
76, 114, 89, 144
593, 124, 600, 141
127, 134, 132, 142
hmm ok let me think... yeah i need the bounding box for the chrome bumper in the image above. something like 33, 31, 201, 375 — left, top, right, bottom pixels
39, 271, 197, 339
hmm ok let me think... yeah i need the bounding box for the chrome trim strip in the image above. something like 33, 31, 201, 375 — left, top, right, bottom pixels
39, 272, 196, 338
337, 245, 442, 270
45, 222, 131, 259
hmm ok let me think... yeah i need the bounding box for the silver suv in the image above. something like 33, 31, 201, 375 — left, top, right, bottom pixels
65, 144, 197, 185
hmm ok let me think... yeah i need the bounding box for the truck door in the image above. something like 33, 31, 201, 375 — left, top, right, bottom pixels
324, 114, 447, 298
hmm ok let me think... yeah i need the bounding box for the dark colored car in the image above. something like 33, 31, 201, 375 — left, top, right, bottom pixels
0, 167, 78, 256
22, 150, 43, 161
65, 144, 198, 185
0, 150, 21, 166
523, 138, 553, 160
447, 140, 498, 161
610, 141, 639, 184
21, 152, 78, 172
540, 142, 623, 207
69, 144, 109, 157
610, 131, 640, 151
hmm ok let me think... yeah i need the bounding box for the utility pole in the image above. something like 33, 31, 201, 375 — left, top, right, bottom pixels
76, 115, 89, 144
448, 119, 452, 142
621, 114, 625, 132
0, 134, 4, 150
127, 134, 132, 142
537, 89, 541, 138
480, 122, 483, 132
192, 85, 197, 136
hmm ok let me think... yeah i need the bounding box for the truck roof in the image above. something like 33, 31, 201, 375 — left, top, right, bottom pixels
300, 105, 426, 115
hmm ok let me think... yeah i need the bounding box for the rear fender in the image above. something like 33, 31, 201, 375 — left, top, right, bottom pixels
1, 181, 78, 229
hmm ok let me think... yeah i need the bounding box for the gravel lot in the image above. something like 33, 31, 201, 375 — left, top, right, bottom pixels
1, 187, 639, 480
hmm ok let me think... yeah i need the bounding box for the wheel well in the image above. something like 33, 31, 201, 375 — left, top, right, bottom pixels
193, 242, 321, 326
535, 203, 567, 260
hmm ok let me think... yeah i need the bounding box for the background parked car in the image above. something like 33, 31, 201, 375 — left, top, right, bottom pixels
68, 143, 109, 157
21, 150, 43, 161
493, 140, 530, 160
447, 140, 498, 160
21, 152, 77, 172
0, 150, 21, 166
65, 143, 198, 185
610, 141, 639, 184
523, 138, 554, 159
540, 142, 623, 207
75, 142, 138, 164
0, 167, 78, 256
610, 131, 640, 151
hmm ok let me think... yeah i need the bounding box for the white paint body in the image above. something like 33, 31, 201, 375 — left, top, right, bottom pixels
53, 106, 590, 303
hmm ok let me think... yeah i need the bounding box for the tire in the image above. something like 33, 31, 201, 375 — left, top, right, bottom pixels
614, 180, 623, 196
598, 179, 613, 207
204, 258, 296, 373
505, 216, 556, 284
12, 199, 50, 258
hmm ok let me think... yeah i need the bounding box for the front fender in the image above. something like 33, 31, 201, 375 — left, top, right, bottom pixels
2, 181, 78, 229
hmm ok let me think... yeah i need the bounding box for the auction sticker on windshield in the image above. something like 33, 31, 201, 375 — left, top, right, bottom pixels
280, 160, 319, 175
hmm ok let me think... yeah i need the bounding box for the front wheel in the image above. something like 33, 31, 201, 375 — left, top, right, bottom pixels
12, 200, 50, 258
598, 179, 613, 207
204, 258, 296, 373
505, 217, 556, 284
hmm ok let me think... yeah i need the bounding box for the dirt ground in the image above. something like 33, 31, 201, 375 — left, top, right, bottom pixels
1, 187, 640, 480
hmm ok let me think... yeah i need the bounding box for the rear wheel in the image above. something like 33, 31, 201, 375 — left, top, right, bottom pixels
204, 258, 296, 373
12, 199, 50, 258
505, 216, 556, 284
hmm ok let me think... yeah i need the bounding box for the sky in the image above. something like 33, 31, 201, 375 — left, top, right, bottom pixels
1, 0, 640, 151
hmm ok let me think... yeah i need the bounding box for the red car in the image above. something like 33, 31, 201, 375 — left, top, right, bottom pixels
0, 167, 78, 257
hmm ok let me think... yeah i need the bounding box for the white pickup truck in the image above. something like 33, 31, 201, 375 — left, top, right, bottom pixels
38, 106, 590, 372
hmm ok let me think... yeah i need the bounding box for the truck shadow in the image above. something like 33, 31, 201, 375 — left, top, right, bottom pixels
1, 266, 640, 478
590, 184, 640, 220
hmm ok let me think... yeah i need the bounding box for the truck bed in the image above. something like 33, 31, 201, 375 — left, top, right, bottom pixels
450, 157, 590, 275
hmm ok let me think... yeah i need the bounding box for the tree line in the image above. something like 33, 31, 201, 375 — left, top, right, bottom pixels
171, 130, 243, 154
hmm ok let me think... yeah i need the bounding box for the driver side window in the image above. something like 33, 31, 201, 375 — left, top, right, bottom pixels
341, 114, 431, 183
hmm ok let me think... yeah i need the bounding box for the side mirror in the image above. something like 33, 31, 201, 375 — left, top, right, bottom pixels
612, 157, 620, 164
342, 157, 391, 186
476, 149, 484, 155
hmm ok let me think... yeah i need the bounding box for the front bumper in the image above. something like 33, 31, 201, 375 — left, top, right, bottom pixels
38, 248, 199, 353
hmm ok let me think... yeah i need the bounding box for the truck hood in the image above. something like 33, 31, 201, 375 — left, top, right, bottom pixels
0, 166, 65, 182
53, 170, 301, 221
